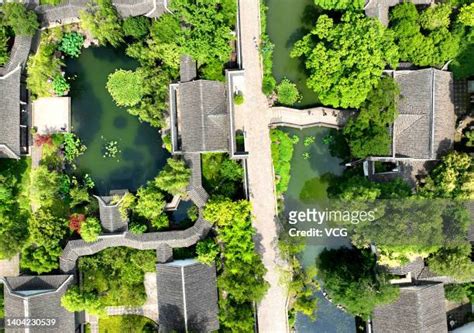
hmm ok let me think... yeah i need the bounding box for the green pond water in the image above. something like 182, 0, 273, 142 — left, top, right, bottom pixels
67, 47, 170, 195
281, 127, 356, 332
266, 0, 320, 107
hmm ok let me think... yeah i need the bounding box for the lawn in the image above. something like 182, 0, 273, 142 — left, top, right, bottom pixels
99, 315, 157, 333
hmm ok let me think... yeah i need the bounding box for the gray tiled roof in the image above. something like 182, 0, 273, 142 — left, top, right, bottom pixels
178, 80, 230, 153
35, 0, 168, 25
392, 69, 455, 159
0, 68, 21, 158
156, 259, 219, 332
95, 190, 129, 233
372, 282, 447, 333
2, 275, 77, 333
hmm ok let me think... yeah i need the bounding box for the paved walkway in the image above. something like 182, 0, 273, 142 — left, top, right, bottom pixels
0, 254, 20, 277
237, 0, 288, 332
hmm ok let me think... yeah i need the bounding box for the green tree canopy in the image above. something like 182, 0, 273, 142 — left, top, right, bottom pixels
291, 12, 398, 108
343, 76, 399, 158
313, 0, 364, 10
80, 0, 123, 47
317, 248, 399, 319
106, 69, 145, 107
427, 244, 474, 281
154, 158, 191, 196
80, 217, 102, 243
276, 79, 301, 106
61, 286, 106, 316
122, 16, 150, 39
134, 185, 166, 227
418, 151, 474, 200
1, 2, 39, 36
459, 3, 474, 26
196, 238, 219, 266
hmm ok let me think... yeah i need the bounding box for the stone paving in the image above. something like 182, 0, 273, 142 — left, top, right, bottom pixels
237, 0, 289, 331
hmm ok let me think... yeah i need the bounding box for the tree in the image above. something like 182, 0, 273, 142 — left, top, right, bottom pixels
106, 69, 145, 107
134, 185, 166, 225
80, 217, 101, 243
196, 238, 219, 266
58, 32, 84, 58
291, 12, 398, 108
122, 16, 150, 39
314, 0, 364, 10
1, 2, 39, 36
80, 0, 123, 47
61, 286, 106, 316
52, 75, 70, 96
29, 165, 62, 209
317, 248, 399, 319
276, 79, 301, 106
154, 158, 191, 196
427, 244, 474, 281
444, 283, 474, 302
389, 2, 462, 67
0, 25, 9, 66
151, 213, 169, 231
418, 151, 474, 200
343, 77, 399, 158
170, 0, 235, 64
459, 3, 474, 26
419, 4, 452, 30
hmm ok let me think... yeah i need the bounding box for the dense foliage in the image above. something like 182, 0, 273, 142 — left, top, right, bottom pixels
58, 32, 84, 58
317, 248, 399, 319
0, 24, 9, 66
343, 77, 399, 158
99, 315, 157, 332
427, 244, 474, 281
389, 2, 461, 67
80, 0, 123, 47
270, 129, 298, 195
122, 16, 150, 39
27, 32, 64, 98
291, 12, 398, 108
196, 238, 220, 266
154, 158, 191, 196
1, 2, 39, 36
0, 158, 30, 259
61, 286, 105, 316
204, 199, 269, 331
313, 0, 364, 10
260, 3, 276, 96
202, 153, 243, 199
418, 152, 474, 200
80, 217, 101, 243
106, 69, 145, 107
65, 247, 156, 312
444, 283, 474, 302
276, 79, 301, 106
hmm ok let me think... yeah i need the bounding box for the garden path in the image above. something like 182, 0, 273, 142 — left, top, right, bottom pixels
237, 0, 288, 332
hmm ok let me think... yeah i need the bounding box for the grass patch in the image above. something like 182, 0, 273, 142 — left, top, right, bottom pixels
99, 315, 157, 333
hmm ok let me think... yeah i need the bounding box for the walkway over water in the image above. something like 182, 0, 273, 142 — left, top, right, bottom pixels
270, 106, 354, 129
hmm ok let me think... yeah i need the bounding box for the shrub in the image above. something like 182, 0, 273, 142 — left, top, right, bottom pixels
445, 283, 474, 302
122, 16, 150, 39
314, 0, 364, 10
276, 79, 301, 105
34, 134, 53, 147
58, 32, 84, 58
233, 92, 244, 105
52, 75, 70, 96
154, 158, 191, 196
151, 214, 169, 230
0, 25, 9, 66
129, 222, 147, 235
196, 238, 219, 266
262, 74, 276, 96
270, 129, 297, 195
1, 2, 39, 36
69, 213, 85, 233
61, 286, 106, 316
80, 0, 123, 47
459, 3, 474, 26
80, 217, 101, 243
106, 69, 145, 107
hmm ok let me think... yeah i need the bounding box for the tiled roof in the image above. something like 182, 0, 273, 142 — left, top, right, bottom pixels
95, 190, 129, 233
178, 80, 230, 153
156, 259, 219, 332
0, 68, 21, 157
392, 69, 455, 159
372, 282, 447, 333
2, 275, 77, 333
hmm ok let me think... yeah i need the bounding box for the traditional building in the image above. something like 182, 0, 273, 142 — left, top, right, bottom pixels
372, 282, 448, 333
366, 68, 456, 185
95, 190, 130, 233
156, 259, 219, 332
1, 275, 81, 333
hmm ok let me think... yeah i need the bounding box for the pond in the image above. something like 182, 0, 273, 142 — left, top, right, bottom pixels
281, 127, 356, 333
67, 47, 170, 195
266, 0, 320, 107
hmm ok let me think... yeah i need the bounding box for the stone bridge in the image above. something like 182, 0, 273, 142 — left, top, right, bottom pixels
269, 106, 354, 129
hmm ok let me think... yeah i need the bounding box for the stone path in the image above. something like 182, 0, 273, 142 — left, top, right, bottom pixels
237, 0, 288, 331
